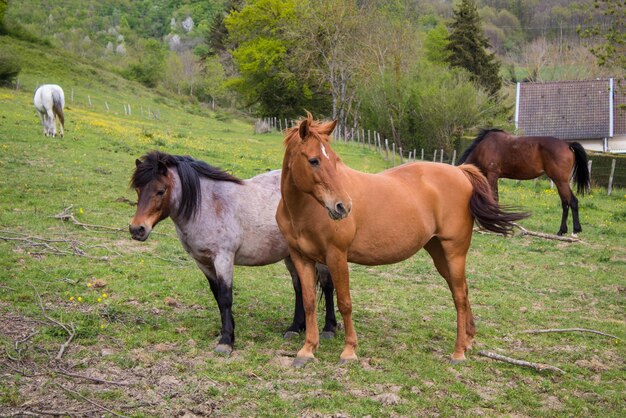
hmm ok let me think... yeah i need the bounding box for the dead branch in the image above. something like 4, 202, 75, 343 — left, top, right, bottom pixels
513, 223, 581, 242
17, 408, 102, 417
57, 383, 127, 418
53, 205, 124, 232
29, 283, 76, 360
56, 367, 131, 386
477, 350, 566, 374
521, 328, 621, 340
0, 232, 113, 260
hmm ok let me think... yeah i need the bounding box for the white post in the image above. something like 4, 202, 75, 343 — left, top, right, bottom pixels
514, 81, 521, 131
607, 159, 616, 196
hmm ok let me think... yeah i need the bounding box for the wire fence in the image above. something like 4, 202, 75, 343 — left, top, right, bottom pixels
259, 117, 626, 194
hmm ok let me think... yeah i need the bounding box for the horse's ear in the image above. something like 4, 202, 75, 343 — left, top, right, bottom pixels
135, 158, 142, 167
157, 160, 168, 177
319, 119, 337, 137
298, 117, 309, 140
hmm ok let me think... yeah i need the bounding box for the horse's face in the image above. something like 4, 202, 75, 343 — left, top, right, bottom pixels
129, 163, 173, 241
289, 116, 352, 220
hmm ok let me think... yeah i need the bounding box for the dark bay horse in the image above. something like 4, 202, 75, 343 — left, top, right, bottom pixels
458, 129, 590, 235
129, 151, 336, 355
276, 113, 528, 366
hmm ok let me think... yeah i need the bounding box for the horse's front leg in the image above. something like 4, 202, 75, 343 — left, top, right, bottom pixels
204, 254, 236, 355
327, 249, 357, 363
289, 250, 319, 367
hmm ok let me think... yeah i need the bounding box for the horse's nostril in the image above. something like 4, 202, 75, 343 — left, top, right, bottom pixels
336, 202, 346, 214
129, 224, 146, 236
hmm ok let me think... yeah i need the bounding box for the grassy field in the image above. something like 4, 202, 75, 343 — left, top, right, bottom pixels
1, 35, 625, 417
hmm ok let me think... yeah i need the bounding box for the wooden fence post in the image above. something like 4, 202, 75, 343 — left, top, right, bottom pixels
607, 159, 616, 195
421, 149, 424, 160
451, 150, 457, 166
433, 149, 437, 162
384, 138, 390, 161
440, 149, 444, 163
392, 143, 396, 166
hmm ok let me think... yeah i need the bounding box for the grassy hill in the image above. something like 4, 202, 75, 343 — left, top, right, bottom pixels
1, 36, 625, 417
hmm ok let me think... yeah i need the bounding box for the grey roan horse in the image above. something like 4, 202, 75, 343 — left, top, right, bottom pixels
129, 151, 336, 354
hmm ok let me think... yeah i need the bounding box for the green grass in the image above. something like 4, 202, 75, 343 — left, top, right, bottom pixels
1, 35, 625, 416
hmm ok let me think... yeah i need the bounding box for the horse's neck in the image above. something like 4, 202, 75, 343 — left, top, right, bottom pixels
168, 168, 235, 229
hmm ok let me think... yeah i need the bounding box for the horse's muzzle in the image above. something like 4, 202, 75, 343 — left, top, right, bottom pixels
129, 224, 150, 241
326, 201, 351, 221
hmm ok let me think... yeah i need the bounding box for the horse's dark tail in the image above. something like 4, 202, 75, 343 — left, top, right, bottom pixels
52, 90, 64, 128
460, 164, 530, 236
568, 142, 590, 195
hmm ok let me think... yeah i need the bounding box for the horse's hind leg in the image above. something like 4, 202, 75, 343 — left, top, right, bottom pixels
570, 194, 581, 234
425, 237, 475, 362
317, 264, 337, 339
46, 109, 56, 137
554, 181, 575, 235
284, 256, 305, 338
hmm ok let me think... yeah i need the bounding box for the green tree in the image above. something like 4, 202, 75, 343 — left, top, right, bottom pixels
446, 0, 502, 96
225, 0, 330, 118
124, 39, 166, 87
0, 0, 7, 34
424, 21, 450, 65
579, 0, 626, 72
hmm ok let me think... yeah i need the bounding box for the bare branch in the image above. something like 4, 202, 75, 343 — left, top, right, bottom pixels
478, 350, 566, 374
53, 205, 124, 232
57, 384, 127, 418
521, 328, 621, 340
56, 367, 132, 386
513, 223, 582, 242
28, 283, 76, 360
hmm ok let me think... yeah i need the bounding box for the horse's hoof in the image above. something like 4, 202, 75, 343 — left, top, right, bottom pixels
320, 330, 335, 339
450, 355, 467, 364
283, 331, 299, 339
214, 344, 233, 356
338, 356, 358, 365
293, 356, 313, 368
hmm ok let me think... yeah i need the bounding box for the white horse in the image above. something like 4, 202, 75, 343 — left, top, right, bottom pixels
33, 84, 65, 137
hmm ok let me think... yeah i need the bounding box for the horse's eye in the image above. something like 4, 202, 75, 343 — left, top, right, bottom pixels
156, 189, 166, 196
308, 157, 320, 167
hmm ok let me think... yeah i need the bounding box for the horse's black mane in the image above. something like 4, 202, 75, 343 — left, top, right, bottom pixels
457, 128, 504, 165
131, 151, 243, 221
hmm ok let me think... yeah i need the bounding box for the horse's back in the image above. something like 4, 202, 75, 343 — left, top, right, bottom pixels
34, 84, 65, 109
344, 162, 474, 264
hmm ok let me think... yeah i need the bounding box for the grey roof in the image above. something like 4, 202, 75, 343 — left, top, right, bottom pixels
517, 79, 625, 139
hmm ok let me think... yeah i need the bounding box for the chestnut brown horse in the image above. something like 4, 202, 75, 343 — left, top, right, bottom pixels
458, 129, 590, 235
276, 113, 529, 366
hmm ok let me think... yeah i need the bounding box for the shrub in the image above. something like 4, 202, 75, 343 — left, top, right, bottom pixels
0, 51, 21, 85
